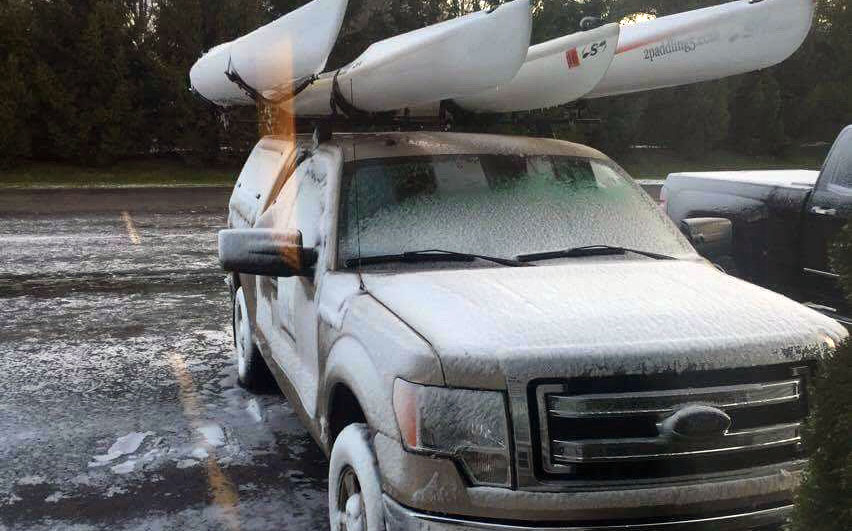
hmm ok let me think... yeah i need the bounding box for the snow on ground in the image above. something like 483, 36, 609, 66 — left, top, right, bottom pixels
0, 207, 329, 530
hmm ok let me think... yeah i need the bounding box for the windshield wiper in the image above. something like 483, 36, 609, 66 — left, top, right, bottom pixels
516, 245, 678, 263
346, 249, 532, 268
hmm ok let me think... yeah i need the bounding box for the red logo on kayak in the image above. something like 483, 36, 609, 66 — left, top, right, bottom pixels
566, 48, 581, 69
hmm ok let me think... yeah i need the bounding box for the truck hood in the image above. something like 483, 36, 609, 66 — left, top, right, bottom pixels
362, 261, 846, 388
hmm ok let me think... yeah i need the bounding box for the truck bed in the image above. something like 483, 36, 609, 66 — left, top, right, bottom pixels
666, 170, 819, 190
662, 169, 818, 297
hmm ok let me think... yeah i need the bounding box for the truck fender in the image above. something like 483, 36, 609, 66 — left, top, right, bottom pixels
321, 336, 399, 450
668, 190, 768, 225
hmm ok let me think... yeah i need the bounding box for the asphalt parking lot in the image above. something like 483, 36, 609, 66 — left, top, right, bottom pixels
0, 183, 664, 530
0, 188, 329, 531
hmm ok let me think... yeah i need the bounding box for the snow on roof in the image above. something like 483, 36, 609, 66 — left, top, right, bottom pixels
267, 132, 608, 162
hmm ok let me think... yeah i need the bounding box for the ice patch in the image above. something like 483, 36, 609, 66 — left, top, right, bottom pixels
71, 474, 93, 486
246, 399, 263, 423
191, 447, 209, 460
142, 448, 164, 464
195, 330, 230, 342
2, 493, 22, 506
176, 459, 198, 469
17, 475, 46, 486
197, 423, 225, 447
105, 486, 128, 498
111, 460, 137, 475
92, 431, 153, 464
44, 491, 67, 503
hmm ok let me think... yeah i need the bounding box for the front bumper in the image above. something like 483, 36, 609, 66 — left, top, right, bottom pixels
375, 433, 800, 524
384, 496, 793, 530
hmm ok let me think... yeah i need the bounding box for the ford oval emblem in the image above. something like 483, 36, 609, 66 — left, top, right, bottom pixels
659, 405, 732, 439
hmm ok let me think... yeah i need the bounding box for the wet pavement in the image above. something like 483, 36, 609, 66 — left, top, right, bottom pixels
0, 188, 329, 531
0, 183, 664, 530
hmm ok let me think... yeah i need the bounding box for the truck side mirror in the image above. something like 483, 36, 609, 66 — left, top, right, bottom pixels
680, 218, 733, 259
218, 228, 317, 277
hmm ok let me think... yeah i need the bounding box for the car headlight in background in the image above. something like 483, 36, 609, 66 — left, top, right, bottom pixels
393, 379, 511, 487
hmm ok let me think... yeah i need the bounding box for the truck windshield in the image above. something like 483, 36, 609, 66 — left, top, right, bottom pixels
338, 154, 692, 267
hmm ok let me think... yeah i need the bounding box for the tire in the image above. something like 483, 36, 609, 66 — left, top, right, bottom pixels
328, 424, 386, 531
232, 286, 274, 393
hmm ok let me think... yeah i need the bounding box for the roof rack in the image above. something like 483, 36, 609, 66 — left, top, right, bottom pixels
282, 100, 601, 136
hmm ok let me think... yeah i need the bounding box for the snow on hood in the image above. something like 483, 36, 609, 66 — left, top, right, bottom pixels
362, 261, 846, 388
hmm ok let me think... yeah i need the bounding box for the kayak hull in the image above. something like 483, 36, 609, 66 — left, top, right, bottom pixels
587, 0, 815, 98
292, 0, 531, 116
455, 23, 620, 113
190, 0, 348, 106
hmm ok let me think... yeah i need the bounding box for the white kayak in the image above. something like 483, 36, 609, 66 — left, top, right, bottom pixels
454, 23, 620, 113
586, 0, 814, 98
189, 0, 348, 106
292, 0, 531, 116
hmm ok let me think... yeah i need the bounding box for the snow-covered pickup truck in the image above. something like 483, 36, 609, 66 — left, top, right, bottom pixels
218, 131, 846, 531
662, 126, 852, 326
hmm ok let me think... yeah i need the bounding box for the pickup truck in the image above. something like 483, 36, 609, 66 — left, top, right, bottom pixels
218, 131, 846, 531
662, 125, 852, 326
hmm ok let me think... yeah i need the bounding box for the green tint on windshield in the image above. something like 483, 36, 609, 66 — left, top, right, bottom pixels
339, 154, 692, 267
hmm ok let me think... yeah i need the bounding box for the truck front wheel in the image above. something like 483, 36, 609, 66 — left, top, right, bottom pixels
329, 423, 385, 531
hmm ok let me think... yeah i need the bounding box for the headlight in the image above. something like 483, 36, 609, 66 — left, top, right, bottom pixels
392, 379, 511, 487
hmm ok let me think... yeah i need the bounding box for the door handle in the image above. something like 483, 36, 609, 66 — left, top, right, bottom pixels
811, 206, 837, 216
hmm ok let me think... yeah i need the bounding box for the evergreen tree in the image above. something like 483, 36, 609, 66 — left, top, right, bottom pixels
151, 0, 213, 159
729, 71, 787, 155
793, 223, 852, 531
28, 0, 86, 162
586, 94, 649, 155
642, 81, 729, 158
0, 0, 846, 167
0, 1, 34, 166
77, 1, 141, 165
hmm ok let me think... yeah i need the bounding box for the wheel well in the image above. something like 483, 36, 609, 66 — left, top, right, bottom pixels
328, 384, 367, 446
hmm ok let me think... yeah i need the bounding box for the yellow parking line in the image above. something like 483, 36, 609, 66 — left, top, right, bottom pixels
121, 211, 141, 245
169, 352, 240, 531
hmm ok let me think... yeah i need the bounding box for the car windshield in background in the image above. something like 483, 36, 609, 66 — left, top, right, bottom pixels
338, 154, 692, 267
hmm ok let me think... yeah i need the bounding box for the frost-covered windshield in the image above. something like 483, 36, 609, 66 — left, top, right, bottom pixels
338, 154, 692, 267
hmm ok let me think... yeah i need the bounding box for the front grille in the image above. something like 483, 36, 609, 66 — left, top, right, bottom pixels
533, 364, 810, 482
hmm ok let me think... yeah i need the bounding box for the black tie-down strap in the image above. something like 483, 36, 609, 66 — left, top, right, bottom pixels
224, 58, 317, 105
330, 70, 396, 122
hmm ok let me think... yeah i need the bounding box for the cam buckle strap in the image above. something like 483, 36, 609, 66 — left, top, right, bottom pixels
330, 70, 395, 121
225, 57, 317, 105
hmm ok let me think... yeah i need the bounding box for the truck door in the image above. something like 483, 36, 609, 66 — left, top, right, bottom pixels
801, 126, 852, 320
230, 139, 293, 326
254, 153, 329, 417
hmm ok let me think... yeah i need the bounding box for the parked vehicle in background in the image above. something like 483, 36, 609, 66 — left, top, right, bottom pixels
218, 131, 846, 530
662, 125, 852, 327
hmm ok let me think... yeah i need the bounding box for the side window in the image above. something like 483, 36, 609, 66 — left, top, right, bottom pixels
229, 140, 291, 228
289, 158, 327, 251
253, 157, 305, 231
822, 128, 852, 192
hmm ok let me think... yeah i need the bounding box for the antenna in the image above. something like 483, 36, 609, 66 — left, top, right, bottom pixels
350, 78, 365, 287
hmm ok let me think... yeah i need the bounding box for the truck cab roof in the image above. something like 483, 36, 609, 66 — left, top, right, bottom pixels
262, 131, 609, 162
